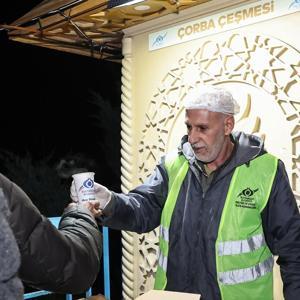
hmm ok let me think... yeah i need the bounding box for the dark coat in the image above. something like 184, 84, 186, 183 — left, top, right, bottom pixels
0, 172, 102, 295
0, 188, 23, 300
101, 132, 300, 300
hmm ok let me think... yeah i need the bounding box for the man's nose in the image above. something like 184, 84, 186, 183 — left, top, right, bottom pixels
188, 128, 198, 144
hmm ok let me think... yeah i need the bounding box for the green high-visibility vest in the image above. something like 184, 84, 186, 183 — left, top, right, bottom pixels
154, 152, 278, 300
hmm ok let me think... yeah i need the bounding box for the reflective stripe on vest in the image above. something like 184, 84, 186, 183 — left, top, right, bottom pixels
154, 152, 278, 300
218, 256, 274, 285
158, 225, 169, 272
218, 232, 266, 256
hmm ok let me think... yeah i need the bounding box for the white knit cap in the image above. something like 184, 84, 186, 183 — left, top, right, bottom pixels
184, 85, 240, 115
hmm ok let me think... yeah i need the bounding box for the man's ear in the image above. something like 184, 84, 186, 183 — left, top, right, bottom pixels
224, 115, 234, 136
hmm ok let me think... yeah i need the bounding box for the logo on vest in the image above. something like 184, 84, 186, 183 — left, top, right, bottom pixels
235, 187, 259, 209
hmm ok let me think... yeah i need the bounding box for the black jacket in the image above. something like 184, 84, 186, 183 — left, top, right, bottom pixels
100, 132, 300, 300
0, 172, 102, 294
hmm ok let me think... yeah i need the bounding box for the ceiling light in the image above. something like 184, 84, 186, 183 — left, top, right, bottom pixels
134, 5, 151, 11
108, 0, 145, 9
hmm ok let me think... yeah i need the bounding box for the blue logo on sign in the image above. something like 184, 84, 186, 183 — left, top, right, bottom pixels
83, 178, 94, 189
289, 0, 300, 8
152, 32, 167, 47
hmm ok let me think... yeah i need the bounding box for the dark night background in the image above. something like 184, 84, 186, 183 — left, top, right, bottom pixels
0, 1, 122, 299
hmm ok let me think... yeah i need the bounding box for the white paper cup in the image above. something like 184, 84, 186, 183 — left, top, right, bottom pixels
72, 172, 96, 202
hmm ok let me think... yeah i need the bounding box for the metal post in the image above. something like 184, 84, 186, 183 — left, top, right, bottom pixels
103, 226, 111, 300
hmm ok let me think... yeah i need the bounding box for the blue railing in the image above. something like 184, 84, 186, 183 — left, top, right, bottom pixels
102, 226, 110, 299
24, 217, 110, 300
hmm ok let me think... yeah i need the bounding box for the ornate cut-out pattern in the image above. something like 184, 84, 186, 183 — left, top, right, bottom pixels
121, 33, 300, 297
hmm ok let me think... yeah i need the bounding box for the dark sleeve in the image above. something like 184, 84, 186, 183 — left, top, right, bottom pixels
261, 160, 300, 299
0, 192, 23, 300
2, 173, 102, 294
99, 163, 169, 233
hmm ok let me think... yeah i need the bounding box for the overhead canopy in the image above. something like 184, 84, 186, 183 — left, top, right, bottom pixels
1, 0, 210, 62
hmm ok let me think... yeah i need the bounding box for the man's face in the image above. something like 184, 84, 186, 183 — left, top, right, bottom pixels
185, 109, 232, 163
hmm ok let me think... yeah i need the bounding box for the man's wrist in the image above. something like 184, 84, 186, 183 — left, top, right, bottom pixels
101, 192, 115, 216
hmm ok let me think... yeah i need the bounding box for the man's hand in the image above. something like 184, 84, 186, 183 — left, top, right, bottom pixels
70, 181, 112, 209
82, 200, 103, 218
66, 201, 102, 218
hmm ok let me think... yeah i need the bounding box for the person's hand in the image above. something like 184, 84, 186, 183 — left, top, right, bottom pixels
70, 181, 112, 209
82, 200, 103, 218
66, 201, 102, 218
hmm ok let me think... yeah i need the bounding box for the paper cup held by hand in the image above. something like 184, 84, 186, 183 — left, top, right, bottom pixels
72, 172, 96, 202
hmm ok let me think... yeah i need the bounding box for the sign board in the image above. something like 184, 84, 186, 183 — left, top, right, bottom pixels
149, 0, 300, 51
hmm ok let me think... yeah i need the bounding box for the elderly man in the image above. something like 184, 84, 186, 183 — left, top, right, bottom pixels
73, 85, 300, 300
